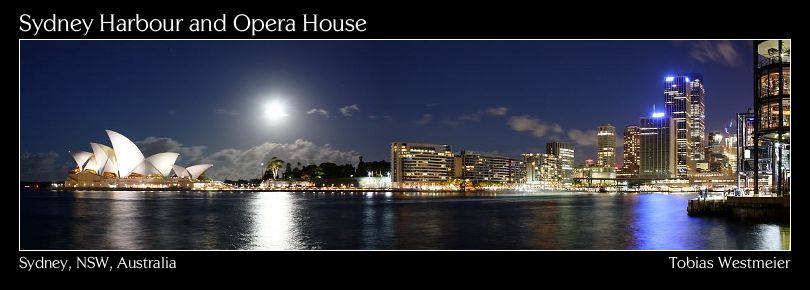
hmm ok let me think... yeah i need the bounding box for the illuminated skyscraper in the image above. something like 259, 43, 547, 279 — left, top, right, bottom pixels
597, 124, 616, 168
688, 74, 706, 163
621, 125, 640, 177
664, 75, 692, 178
545, 142, 574, 184
639, 113, 676, 179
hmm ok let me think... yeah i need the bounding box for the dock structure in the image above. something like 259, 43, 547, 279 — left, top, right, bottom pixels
687, 196, 789, 222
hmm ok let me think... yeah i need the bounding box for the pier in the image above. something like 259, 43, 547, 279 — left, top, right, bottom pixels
687, 195, 789, 222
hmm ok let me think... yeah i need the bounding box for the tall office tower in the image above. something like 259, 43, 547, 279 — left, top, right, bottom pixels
688, 74, 706, 162
457, 151, 521, 183
545, 142, 575, 184
639, 113, 676, 179
664, 75, 692, 178
621, 125, 640, 177
391, 142, 454, 187
754, 40, 790, 195
596, 124, 616, 168
522, 153, 559, 186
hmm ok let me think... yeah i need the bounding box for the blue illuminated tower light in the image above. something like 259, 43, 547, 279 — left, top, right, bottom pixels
652, 104, 665, 118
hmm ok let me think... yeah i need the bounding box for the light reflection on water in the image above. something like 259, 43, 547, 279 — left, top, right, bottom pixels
20, 189, 790, 250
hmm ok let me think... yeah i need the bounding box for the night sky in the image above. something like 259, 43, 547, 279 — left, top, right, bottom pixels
20, 40, 753, 181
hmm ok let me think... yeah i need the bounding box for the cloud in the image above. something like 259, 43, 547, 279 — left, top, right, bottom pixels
424, 103, 439, 107
199, 139, 360, 180
135, 137, 207, 164
215, 108, 240, 116
443, 106, 509, 125
306, 108, 330, 118
486, 106, 509, 116
413, 113, 433, 125
167, 109, 178, 116
20, 152, 71, 181
689, 41, 740, 66
368, 115, 377, 119
567, 129, 598, 146
136, 137, 359, 180
339, 104, 360, 117
508, 116, 563, 137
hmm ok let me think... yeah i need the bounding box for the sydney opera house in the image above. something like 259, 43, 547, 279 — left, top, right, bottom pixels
65, 130, 217, 189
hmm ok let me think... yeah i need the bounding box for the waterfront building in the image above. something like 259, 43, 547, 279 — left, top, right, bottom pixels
391, 142, 454, 188
523, 153, 559, 187
620, 125, 640, 178
664, 75, 693, 178
639, 114, 676, 179
596, 124, 616, 168
545, 142, 574, 184
457, 151, 522, 183
509, 159, 527, 184
754, 40, 790, 195
66, 130, 214, 189
574, 165, 615, 186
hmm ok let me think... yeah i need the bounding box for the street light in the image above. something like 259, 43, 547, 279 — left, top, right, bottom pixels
259, 163, 265, 187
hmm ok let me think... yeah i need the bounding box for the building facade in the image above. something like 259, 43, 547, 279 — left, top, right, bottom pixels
545, 142, 574, 185
523, 153, 559, 187
664, 75, 692, 178
509, 159, 527, 184
596, 124, 616, 168
754, 40, 791, 195
688, 74, 707, 163
620, 125, 640, 178
639, 115, 676, 179
457, 151, 522, 183
736, 110, 772, 190
391, 142, 454, 187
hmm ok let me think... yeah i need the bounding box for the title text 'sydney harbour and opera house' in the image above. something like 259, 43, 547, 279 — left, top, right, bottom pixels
65, 130, 222, 189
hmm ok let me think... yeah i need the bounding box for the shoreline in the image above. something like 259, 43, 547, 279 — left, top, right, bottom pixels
23, 187, 706, 194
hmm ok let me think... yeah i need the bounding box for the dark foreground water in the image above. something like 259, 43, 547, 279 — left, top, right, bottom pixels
20, 189, 790, 250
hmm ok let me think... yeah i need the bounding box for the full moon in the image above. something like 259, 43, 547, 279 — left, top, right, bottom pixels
264, 100, 289, 121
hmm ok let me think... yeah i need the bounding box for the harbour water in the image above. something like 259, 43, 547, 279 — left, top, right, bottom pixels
20, 189, 790, 250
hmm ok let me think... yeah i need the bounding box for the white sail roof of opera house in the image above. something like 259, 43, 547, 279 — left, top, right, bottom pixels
172, 164, 213, 180
173, 165, 191, 179
90, 142, 116, 174
70, 151, 93, 171
145, 153, 180, 178
186, 164, 214, 180
69, 130, 213, 180
106, 130, 145, 178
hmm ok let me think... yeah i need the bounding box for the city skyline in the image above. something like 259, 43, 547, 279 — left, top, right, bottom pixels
21, 40, 753, 181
